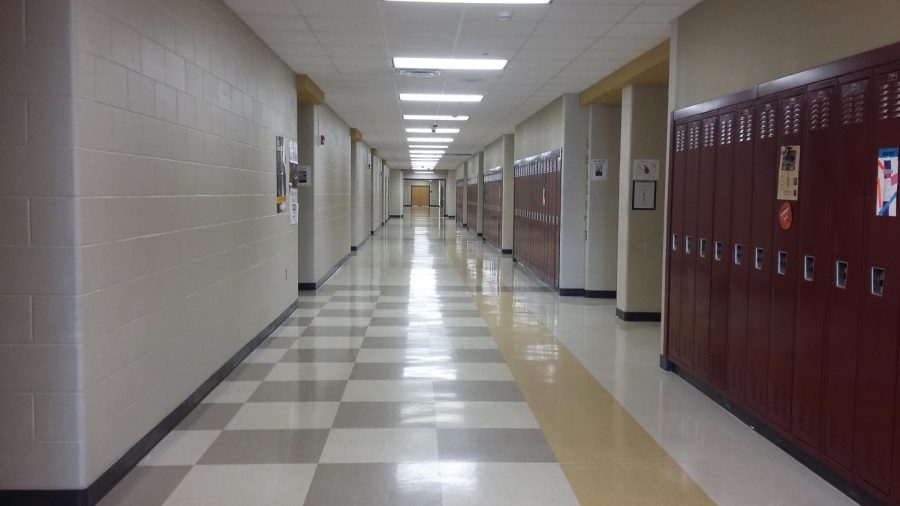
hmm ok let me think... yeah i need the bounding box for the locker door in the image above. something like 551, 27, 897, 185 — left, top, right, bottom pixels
679, 119, 702, 370
694, 115, 718, 378
746, 99, 778, 415
822, 74, 869, 470
768, 91, 805, 431
792, 81, 837, 450
709, 111, 735, 389
857, 65, 900, 494
727, 106, 755, 400
667, 123, 688, 363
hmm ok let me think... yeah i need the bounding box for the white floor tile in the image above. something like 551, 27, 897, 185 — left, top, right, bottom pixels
141, 430, 220, 466
342, 380, 434, 402
164, 464, 316, 506
435, 402, 539, 429
440, 463, 579, 506
319, 428, 438, 463
265, 362, 354, 381
203, 381, 260, 404
226, 402, 339, 429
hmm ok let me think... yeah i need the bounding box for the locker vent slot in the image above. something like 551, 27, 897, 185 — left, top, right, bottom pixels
714, 241, 723, 261
759, 105, 776, 139
688, 124, 700, 150
699, 238, 707, 258
835, 261, 848, 288
755, 247, 764, 270
777, 251, 788, 275
738, 109, 753, 143
782, 97, 802, 135
841, 79, 868, 125
876, 72, 900, 121
719, 115, 734, 145
734, 244, 743, 265
675, 126, 686, 152
703, 119, 716, 147
685, 236, 692, 255
803, 255, 815, 281
672, 234, 678, 251
809, 89, 832, 131
871, 267, 886, 296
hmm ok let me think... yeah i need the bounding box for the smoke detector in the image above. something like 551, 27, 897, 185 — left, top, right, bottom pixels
498, 10, 513, 21
396, 69, 442, 78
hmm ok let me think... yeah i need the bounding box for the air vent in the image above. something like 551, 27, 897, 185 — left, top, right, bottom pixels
446, 153, 473, 157
397, 69, 441, 78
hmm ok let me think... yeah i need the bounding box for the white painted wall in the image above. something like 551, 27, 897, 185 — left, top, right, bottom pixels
389, 169, 404, 216
559, 94, 589, 291
446, 170, 457, 217
586, 105, 621, 294
501, 135, 515, 251
456, 162, 468, 225
351, 140, 372, 248
514, 97, 563, 160
372, 155, 383, 232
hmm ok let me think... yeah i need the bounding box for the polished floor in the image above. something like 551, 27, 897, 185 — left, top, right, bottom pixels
102, 208, 854, 505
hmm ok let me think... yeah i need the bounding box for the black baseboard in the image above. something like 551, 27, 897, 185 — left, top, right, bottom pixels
298, 252, 351, 291
558, 288, 585, 297
389, 214, 403, 218
668, 361, 883, 506
0, 302, 299, 506
477, 232, 483, 237
463, 224, 468, 228
350, 246, 357, 252
501, 249, 513, 254
585, 290, 616, 299
616, 309, 661, 322
659, 354, 675, 371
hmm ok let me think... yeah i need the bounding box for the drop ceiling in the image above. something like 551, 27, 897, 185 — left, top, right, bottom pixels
224, 0, 701, 170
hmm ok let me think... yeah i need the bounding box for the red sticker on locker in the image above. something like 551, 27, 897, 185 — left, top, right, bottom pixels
779, 201, 793, 230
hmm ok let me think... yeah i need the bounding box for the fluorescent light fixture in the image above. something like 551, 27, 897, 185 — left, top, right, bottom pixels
394, 57, 507, 71
400, 93, 482, 102
403, 115, 468, 121
408, 137, 453, 143
409, 145, 449, 149
406, 128, 460, 134
411, 156, 442, 160
410, 151, 445, 155
387, 0, 550, 4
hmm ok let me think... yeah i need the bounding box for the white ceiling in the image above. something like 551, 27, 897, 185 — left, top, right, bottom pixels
224, 0, 701, 170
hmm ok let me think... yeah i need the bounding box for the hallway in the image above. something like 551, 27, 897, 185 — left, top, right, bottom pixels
96, 209, 852, 505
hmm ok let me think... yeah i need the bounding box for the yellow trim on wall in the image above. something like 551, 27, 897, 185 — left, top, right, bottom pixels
295, 75, 325, 104
579, 41, 670, 106
350, 128, 363, 142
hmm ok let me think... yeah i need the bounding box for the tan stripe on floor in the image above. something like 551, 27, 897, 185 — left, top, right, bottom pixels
474, 293, 714, 506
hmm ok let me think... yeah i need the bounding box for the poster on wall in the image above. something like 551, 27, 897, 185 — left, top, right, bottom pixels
591, 159, 608, 181
275, 136, 288, 213
776, 145, 800, 201
877, 147, 899, 217
632, 181, 656, 210
632, 159, 659, 181
288, 139, 299, 224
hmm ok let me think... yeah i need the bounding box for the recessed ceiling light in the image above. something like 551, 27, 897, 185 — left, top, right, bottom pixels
394, 57, 507, 71
403, 115, 468, 121
406, 128, 460, 134
409, 145, 449, 149
387, 0, 550, 3
408, 137, 454, 142
410, 150, 445, 154
400, 93, 482, 102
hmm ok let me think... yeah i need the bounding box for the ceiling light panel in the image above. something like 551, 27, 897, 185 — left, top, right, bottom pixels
403, 115, 468, 121
394, 57, 507, 70
409, 145, 449, 149
400, 93, 483, 102
410, 150, 445, 154
386, 0, 550, 4
408, 137, 454, 142
406, 128, 460, 134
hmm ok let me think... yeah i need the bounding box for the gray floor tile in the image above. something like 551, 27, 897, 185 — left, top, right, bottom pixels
332, 402, 436, 428
198, 429, 329, 464
432, 381, 525, 401
317, 309, 374, 317
351, 363, 458, 380
249, 381, 347, 402
329, 295, 380, 302
226, 363, 275, 381
437, 429, 556, 462
259, 336, 300, 349
369, 317, 412, 326
362, 336, 423, 349
439, 310, 483, 318
452, 349, 505, 363
281, 348, 359, 363
304, 464, 441, 506
297, 302, 327, 309
175, 403, 242, 430
98, 465, 190, 506
302, 326, 368, 337
282, 317, 314, 326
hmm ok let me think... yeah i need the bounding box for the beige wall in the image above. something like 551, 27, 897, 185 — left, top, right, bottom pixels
514, 97, 563, 160
617, 84, 668, 313
469, 152, 484, 234
0, 0, 80, 490
403, 178, 440, 207
559, 94, 589, 290
351, 140, 372, 248
675, 0, 900, 109
586, 104, 621, 294
372, 155, 384, 232
16, 0, 300, 490
446, 169, 457, 217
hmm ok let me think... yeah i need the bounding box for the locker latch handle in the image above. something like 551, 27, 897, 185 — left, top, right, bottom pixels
754, 247, 764, 270
714, 241, 723, 261
685, 236, 692, 255
672, 234, 678, 251
803, 256, 815, 281
871, 267, 886, 297
699, 238, 707, 258
734, 244, 743, 266
835, 261, 848, 289
777, 251, 787, 275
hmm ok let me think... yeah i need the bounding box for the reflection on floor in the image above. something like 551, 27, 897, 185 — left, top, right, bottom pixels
101, 208, 853, 505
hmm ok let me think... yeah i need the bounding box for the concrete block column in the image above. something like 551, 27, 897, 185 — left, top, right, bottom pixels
584, 104, 621, 297
501, 134, 515, 252
616, 84, 668, 319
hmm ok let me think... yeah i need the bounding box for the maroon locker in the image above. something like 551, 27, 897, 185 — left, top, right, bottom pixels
856, 65, 900, 495
791, 81, 838, 450
666, 123, 688, 363
745, 100, 778, 415
767, 91, 805, 431
726, 106, 755, 400
679, 120, 702, 370
468, 177, 477, 230
693, 115, 718, 378
708, 111, 735, 388
456, 180, 464, 223
821, 74, 870, 471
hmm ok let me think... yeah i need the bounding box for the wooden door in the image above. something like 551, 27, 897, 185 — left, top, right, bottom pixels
411, 185, 430, 206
